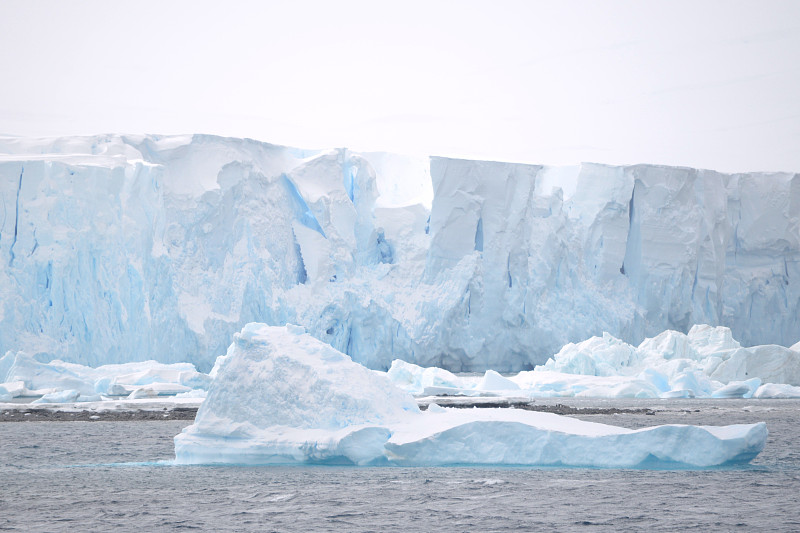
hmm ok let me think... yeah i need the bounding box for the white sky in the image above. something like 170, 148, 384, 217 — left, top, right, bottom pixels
0, 0, 798, 172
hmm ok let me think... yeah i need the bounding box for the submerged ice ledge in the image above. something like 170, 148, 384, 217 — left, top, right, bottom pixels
173, 324, 768, 468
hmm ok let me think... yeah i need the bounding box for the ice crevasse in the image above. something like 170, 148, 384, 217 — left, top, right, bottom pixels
0, 134, 798, 372
173, 324, 768, 467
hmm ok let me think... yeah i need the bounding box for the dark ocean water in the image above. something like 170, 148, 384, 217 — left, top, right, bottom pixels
2, 399, 799, 532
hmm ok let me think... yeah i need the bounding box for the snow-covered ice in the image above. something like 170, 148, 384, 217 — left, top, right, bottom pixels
1, 134, 797, 373
174, 324, 767, 467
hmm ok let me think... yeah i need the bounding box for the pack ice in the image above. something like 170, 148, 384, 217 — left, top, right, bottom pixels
2, 323, 798, 403
174, 324, 767, 467
0, 349, 210, 402
386, 325, 800, 399
1, 134, 798, 373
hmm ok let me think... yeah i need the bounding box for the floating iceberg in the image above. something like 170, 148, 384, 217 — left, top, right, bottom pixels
174, 324, 767, 467
533, 325, 800, 398
1, 135, 797, 372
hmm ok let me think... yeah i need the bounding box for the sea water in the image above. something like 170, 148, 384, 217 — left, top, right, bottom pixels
1, 399, 799, 532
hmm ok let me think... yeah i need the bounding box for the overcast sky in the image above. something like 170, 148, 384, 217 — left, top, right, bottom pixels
1, 0, 798, 172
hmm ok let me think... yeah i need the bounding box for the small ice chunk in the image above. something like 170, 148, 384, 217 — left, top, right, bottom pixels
175, 389, 208, 399
476, 370, 520, 391
75, 393, 104, 403
128, 382, 192, 399
0, 381, 26, 398
33, 389, 81, 404
712, 378, 761, 399
387, 359, 465, 395
753, 383, 800, 398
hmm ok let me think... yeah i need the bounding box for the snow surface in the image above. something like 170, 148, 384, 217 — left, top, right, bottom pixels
1, 134, 798, 372
174, 324, 768, 467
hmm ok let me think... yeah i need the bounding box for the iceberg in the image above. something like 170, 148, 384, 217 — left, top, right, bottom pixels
174, 324, 767, 467
0, 380, 26, 401
1, 134, 797, 372
32, 389, 82, 404
753, 383, 800, 398
533, 325, 800, 398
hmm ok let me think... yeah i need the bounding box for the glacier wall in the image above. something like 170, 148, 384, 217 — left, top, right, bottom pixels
0, 134, 797, 372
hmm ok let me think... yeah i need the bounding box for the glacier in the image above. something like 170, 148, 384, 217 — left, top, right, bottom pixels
174, 324, 768, 467
0, 134, 798, 372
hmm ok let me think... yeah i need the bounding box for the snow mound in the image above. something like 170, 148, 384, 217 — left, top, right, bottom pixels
174, 324, 767, 467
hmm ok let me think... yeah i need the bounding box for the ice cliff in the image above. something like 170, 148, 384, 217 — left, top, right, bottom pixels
1, 134, 798, 371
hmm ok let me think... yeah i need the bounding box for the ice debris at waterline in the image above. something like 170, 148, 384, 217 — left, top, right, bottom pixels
174, 324, 768, 467
1, 134, 798, 373
386, 325, 800, 399
0, 350, 210, 402
2, 324, 800, 404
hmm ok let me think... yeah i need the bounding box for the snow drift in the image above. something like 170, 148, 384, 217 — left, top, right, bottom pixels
174, 324, 768, 467
1, 134, 798, 372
